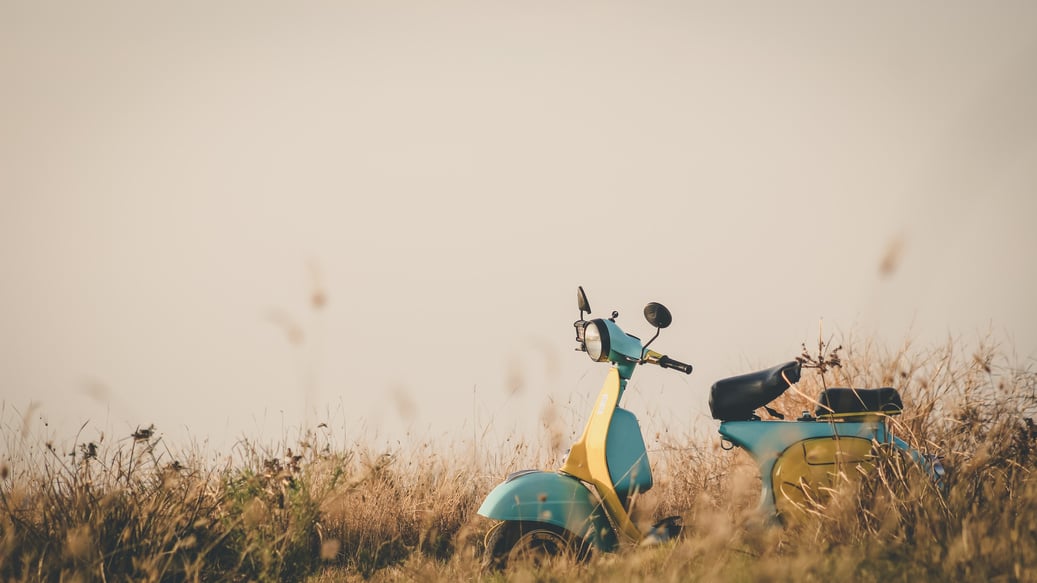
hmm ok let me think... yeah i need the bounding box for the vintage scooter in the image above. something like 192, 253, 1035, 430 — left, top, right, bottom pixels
478, 287, 692, 567
478, 288, 944, 566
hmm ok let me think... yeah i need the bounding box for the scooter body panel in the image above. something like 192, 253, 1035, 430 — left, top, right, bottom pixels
771, 435, 875, 517
607, 408, 653, 497
559, 367, 645, 542
719, 419, 916, 517
476, 470, 619, 552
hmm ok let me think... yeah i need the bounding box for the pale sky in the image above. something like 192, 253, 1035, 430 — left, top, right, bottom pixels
2, 1, 1036, 454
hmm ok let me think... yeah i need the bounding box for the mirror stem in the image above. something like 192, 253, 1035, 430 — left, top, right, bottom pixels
641, 328, 661, 357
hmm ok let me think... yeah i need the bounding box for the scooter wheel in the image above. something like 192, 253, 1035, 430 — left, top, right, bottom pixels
481, 521, 586, 571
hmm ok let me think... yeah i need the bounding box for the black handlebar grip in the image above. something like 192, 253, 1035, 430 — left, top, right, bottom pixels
659, 355, 693, 375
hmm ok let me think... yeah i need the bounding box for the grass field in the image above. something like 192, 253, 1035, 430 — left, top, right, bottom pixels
2, 336, 1035, 581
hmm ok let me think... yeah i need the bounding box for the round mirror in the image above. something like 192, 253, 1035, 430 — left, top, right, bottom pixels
644, 302, 672, 329
577, 286, 592, 314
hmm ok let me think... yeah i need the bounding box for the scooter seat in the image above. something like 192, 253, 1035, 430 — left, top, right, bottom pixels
815, 387, 902, 418
709, 361, 801, 421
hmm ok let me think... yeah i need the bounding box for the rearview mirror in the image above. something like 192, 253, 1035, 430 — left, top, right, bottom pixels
644, 302, 672, 329
577, 286, 592, 315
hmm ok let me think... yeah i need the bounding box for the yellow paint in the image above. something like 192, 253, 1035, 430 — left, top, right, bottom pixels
771, 436, 875, 521
560, 367, 642, 543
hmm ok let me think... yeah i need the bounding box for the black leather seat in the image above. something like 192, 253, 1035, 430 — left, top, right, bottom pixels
815, 387, 902, 417
709, 361, 801, 421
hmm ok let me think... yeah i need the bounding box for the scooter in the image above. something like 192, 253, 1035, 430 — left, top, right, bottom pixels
478, 288, 944, 566
478, 287, 691, 567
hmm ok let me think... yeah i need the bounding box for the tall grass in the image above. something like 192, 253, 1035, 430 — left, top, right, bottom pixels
1, 335, 1034, 581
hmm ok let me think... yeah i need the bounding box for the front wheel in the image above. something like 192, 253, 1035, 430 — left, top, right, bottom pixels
482, 521, 588, 570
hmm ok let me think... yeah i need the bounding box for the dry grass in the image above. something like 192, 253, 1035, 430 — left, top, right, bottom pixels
2, 335, 1035, 582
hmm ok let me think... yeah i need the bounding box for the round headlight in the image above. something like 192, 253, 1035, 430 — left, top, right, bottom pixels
584, 319, 610, 362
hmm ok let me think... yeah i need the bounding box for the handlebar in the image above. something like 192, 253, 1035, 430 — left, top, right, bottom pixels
643, 350, 693, 374
658, 355, 693, 375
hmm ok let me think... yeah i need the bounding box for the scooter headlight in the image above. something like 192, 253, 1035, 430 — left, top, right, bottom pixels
584, 319, 611, 362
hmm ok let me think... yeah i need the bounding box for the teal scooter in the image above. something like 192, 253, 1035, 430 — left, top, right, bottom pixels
478, 288, 945, 566
479, 287, 691, 567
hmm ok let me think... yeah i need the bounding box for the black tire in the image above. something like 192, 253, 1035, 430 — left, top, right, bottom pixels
481, 521, 587, 571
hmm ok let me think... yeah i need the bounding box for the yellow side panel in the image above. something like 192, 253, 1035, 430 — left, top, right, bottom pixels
559, 368, 642, 543
772, 436, 875, 522
559, 368, 618, 485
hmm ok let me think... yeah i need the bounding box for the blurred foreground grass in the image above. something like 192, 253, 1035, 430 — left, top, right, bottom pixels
1, 337, 1035, 582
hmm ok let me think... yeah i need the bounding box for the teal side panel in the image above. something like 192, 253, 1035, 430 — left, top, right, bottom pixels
606, 408, 653, 496
477, 471, 618, 552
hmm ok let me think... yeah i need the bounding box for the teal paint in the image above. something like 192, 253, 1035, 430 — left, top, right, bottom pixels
606, 408, 653, 497
476, 471, 619, 552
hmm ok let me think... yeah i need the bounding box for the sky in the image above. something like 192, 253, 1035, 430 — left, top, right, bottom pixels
2, 1, 1036, 455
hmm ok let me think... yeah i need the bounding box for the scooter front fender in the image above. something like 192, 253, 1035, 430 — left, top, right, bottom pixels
477, 470, 618, 552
